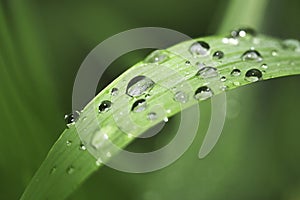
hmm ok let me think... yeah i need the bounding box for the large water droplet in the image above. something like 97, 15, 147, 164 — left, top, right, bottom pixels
126, 76, 155, 97
212, 51, 224, 59
231, 28, 256, 38
245, 68, 263, 82
173, 91, 189, 103
131, 99, 147, 112
147, 112, 157, 121
231, 69, 241, 76
241, 49, 263, 62
189, 41, 210, 56
194, 86, 213, 100
196, 67, 218, 78
111, 88, 119, 96
144, 50, 168, 63
66, 166, 75, 174
99, 100, 112, 113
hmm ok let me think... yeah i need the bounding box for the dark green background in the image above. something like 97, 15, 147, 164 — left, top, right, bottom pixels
1, 0, 300, 199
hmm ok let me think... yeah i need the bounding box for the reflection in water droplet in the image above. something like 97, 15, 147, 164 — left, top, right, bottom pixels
231, 69, 241, 76
173, 91, 189, 103
194, 86, 213, 100
126, 76, 155, 97
245, 68, 263, 82
196, 67, 218, 78
131, 99, 147, 112
66, 166, 75, 174
147, 112, 157, 121
111, 88, 119, 96
99, 100, 112, 113
144, 50, 168, 63
212, 51, 224, 59
189, 41, 210, 56
241, 49, 263, 62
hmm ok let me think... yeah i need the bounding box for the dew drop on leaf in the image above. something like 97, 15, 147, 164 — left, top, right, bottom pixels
231, 69, 241, 76
144, 50, 168, 63
220, 76, 227, 82
231, 28, 256, 38
79, 143, 86, 151
64, 113, 75, 127
185, 60, 191, 65
66, 166, 75, 174
282, 39, 300, 52
212, 51, 224, 59
173, 91, 189, 103
261, 63, 268, 69
99, 100, 112, 113
131, 99, 147, 112
147, 112, 157, 121
111, 88, 119, 96
126, 76, 155, 97
196, 67, 218, 78
245, 68, 263, 82
194, 86, 213, 100
241, 49, 263, 62
66, 140, 72, 146
189, 41, 210, 56
50, 166, 57, 174
271, 50, 278, 56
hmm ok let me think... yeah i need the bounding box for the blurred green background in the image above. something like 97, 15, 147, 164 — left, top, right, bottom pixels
1, 0, 300, 199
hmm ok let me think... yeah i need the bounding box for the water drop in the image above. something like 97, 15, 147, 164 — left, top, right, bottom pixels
131, 99, 147, 112
106, 152, 112, 158
79, 143, 86, 151
222, 37, 239, 45
173, 91, 189, 103
282, 39, 300, 52
194, 86, 213, 100
95, 158, 102, 166
185, 60, 191, 65
144, 50, 168, 63
245, 68, 263, 82
241, 49, 263, 62
111, 88, 119, 96
66, 166, 75, 174
196, 67, 218, 78
220, 76, 227, 82
261, 63, 268, 69
163, 117, 169, 122
271, 50, 278, 56
147, 112, 157, 121
189, 41, 210, 56
231, 28, 256, 38
212, 51, 224, 59
64, 114, 75, 127
233, 81, 240, 86
66, 140, 72, 146
126, 76, 155, 97
50, 166, 57, 174
99, 100, 112, 113
231, 69, 241, 76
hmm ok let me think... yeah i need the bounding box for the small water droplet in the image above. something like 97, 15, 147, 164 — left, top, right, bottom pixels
271, 50, 278, 56
194, 86, 213, 100
222, 37, 239, 45
66, 166, 75, 174
196, 67, 218, 78
95, 158, 102, 166
163, 117, 169, 122
261, 63, 268, 69
131, 99, 147, 112
185, 60, 191, 66
50, 166, 57, 174
231, 28, 256, 38
147, 112, 157, 121
220, 76, 227, 82
212, 51, 224, 59
99, 100, 112, 113
106, 152, 112, 158
231, 69, 241, 76
79, 143, 86, 151
64, 114, 75, 127
173, 91, 189, 103
233, 81, 240, 86
245, 68, 263, 82
126, 76, 155, 97
144, 50, 168, 63
111, 88, 119, 96
241, 49, 263, 62
189, 41, 210, 56
66, 140, 72, 146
